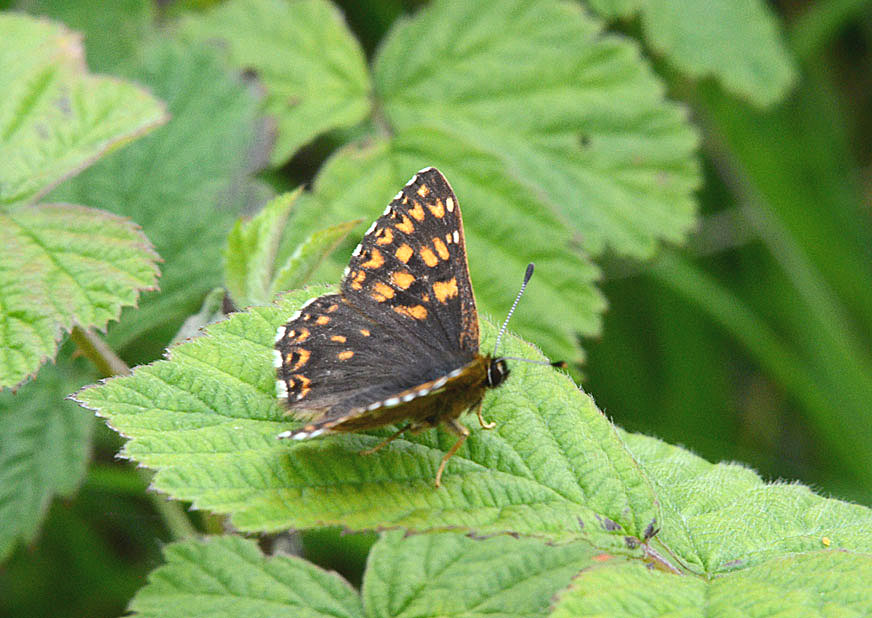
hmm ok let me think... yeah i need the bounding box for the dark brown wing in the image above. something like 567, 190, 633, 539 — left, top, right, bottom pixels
274, 168, 482, 438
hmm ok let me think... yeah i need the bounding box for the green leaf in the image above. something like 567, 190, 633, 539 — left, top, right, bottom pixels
16, 0, 155, 72
0, 204, 159, 389
374, 0, 700, 259
180, 0, 372, 166
74, 288, 658, 549
225, 190, 301, 308
0, 356, 95, 560
308, 135, 605, 364
129, 535, 363, 618
169, 287, 226, 346
364, 531, 597, 618
588, 0, 797, 107
624, 431, 872, 575
550, 551, 872, 617
269, 218, 360, 298
0, 13, 167, 208
48, 37, 270, 360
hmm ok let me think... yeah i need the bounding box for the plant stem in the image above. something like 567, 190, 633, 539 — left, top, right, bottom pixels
71, 325, 199, 540
70, 326, 130, 376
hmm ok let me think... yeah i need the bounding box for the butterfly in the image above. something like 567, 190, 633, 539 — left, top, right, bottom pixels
273, 167, 549, 487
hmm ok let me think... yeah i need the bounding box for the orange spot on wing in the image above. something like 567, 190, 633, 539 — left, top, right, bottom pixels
330, 335, 346, 343
337, 350, 354, 360
395, 244, 413, 263
371, 282, 395, 302
290, 348, 310, 371
408, 201, 426, 221
295, 328, 310, 342
316, 315, 330, 325
293, 373, 311, 398
351, 270, 366, 290
326, 304, 339, 313
416, 184, 430, 197
419, 247, 439, 267
360, 328, 371, 336
391, 270, 415, 290
395, 215, 415, 234
360, 248, 385, 269
428, 199, 445, 218
433, 277, 459, 303
394, 305, 428, 320
374, 227, 393, 245
432, 237, 449, 260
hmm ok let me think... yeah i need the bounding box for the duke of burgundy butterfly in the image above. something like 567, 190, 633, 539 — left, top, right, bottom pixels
274, 167, 559, 487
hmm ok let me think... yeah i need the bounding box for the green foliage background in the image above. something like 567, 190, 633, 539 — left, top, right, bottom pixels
1, 0, 871, 616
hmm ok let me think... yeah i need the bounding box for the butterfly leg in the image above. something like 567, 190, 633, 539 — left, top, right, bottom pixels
360, 424, 410, 456
434, 419, 470, 488
475, 401, 496, 430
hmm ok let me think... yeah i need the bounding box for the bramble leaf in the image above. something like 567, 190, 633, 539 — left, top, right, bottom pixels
588, 0, 797, 107
129, 535, 363, 618
0, 204, 159, 389
180, 0, 372, 166
623, 431, 872, 575
550, 551, 872, 617
16, 0, 155, 72
374, 0, 700, 259
225, 191, 301, 308
364, 531, 597, 618
0, 356, 95, 560
268, 218, 360, 299
74, 288, 658, 551
0, 13, 167, 208
49, 38, 270, 360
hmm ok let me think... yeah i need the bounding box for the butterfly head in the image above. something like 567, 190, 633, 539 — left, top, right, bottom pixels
486, 357, 510, 388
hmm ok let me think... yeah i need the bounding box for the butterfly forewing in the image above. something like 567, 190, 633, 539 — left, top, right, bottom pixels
342, 167, 479, 355
275, 168, 484, 438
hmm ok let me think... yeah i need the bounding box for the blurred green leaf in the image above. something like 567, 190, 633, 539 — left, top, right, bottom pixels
169, 287, 226, 345
129, 536, 363, 618
309, 135, 605, 364
0, 13, 167, 208
74, 288, 658, 549
375, 0, 700, 259
364, 531, 597, 618
587, 0, 797, 107
0, 357, 94, 560
225, 190, 301, 308
224, 189, 359, 307
0, 204, 159, 389
269, 218, 360, 298
49, 37, 270, 361
180, 0, 372, 166
550, 551, 872, 617
15, 0, 155, 71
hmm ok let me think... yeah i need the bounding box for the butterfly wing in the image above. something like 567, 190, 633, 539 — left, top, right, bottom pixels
342, 167, 479, 357
274, 168, 481, 437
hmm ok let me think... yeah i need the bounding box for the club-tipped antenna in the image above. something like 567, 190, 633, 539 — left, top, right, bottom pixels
493, 263, 535, 356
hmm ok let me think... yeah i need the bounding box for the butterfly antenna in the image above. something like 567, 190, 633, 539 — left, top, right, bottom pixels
493, 263, 535, 356
493, 263, 567, 370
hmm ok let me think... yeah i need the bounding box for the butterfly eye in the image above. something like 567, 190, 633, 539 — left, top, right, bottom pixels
487, 359, 510, 387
